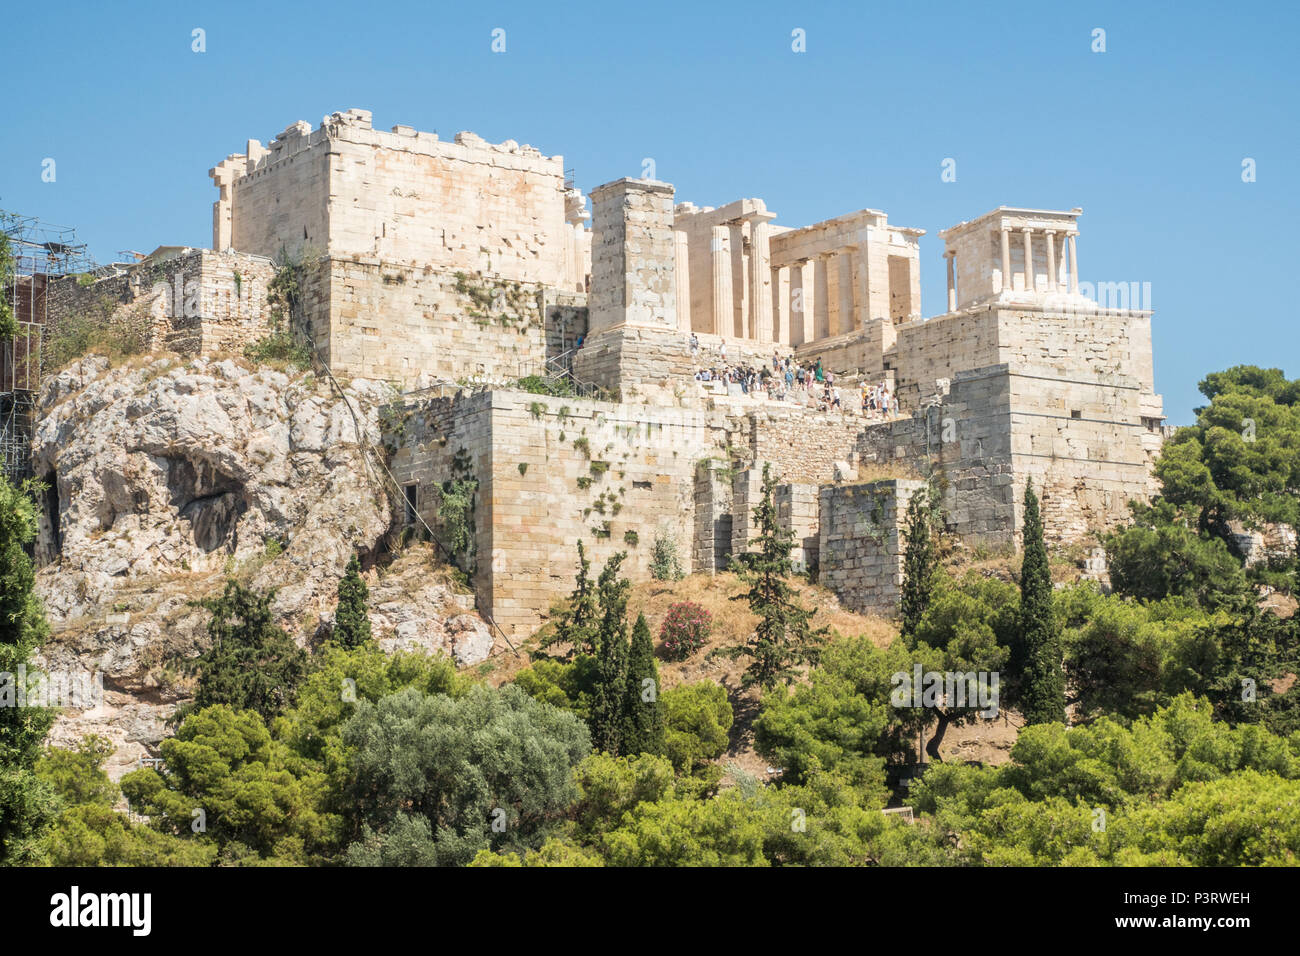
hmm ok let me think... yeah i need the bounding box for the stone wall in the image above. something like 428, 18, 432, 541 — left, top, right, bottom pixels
776, 482, 820, 573
854, 361, 1159, 547
43, 250, 277, 362
818, 479, 925, 616
572, 325, 693, 403
303, 258, 586, 388
890, 307, 1002, 400
734, 405, 870, 485
214, 109, 585, 290
693, 460, 733, 572
388, 389, 731, 635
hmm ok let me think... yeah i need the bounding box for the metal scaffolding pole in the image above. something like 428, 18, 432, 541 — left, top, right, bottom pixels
0, 209, 95, 483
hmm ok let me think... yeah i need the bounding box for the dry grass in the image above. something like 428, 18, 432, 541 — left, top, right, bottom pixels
492, 570, 898, 777
853, 459, 924, 483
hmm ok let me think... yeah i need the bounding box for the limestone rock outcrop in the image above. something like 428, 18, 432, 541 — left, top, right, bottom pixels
30, 355, 494, 777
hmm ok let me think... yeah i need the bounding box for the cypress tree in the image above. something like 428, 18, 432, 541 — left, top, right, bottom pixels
1017, 480, 1065, 724
900, 488, 939, 640
191, 579, 308, 721
334, 553, 372, 648
589, 552, 630, 753
0, 478, 56, 864
542, 540, 600, 660
620, 613, 666, 756
723, 463, 825, 689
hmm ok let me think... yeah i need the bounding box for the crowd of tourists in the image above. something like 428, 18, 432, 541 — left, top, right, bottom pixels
688, 334, 900, 417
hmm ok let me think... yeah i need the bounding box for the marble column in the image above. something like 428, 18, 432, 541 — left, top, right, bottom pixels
748, 217, 774, 344
1067, 232, 1079, 294
729, 222, 747, 338
789, 262, 807, 346
856, 225, 874, 324
1022, 228, 1035, 293
945, 250, 957, 312
837, 247, 856, 333
710, 226, 732, 337
1000, 227, 1012, 294
774, 265, 790, 344
674, 230, 691, 331
1044, 230, 1058, 293
814, 255, 831, 340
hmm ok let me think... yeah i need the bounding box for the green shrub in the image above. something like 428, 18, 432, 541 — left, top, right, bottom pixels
662, 682, 733, 773
516, 374, 574, 397
244, 325, 312, 370
43, 300, 150, 370
649, 532, 684, 581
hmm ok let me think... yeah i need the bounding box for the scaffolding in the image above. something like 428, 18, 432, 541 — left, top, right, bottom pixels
0, 210, 97, 482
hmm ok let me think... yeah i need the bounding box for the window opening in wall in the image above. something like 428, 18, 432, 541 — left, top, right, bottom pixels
403, 483, 418, 525
1071, 409, 1082, 419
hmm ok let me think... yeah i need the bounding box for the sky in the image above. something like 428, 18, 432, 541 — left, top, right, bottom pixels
1, 0, 1296, 424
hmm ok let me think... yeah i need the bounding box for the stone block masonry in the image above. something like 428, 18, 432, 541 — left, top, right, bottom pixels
44, 250, 277, 360
693, 459, 733, 572
388, 388, 732, 635
819, 479, 926, 616
587, 179, 677, 333
303, 258, 587, 389
213, 110, 589, 293
575, 178, 690, 399
775, 482, 820, 574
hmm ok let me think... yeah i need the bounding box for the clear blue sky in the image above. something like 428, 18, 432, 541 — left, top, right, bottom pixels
2, 0, 1295, 423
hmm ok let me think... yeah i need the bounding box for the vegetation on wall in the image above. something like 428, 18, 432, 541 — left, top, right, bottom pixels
43, 294, 151, 370
245, 251, 313, 370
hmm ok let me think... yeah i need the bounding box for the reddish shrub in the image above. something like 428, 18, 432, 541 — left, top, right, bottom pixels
659, 601, 712, 661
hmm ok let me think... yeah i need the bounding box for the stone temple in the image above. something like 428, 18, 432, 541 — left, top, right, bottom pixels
43, 108, 1166, 635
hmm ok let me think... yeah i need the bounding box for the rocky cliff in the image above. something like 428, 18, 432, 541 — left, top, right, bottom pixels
30, 355, 494, 778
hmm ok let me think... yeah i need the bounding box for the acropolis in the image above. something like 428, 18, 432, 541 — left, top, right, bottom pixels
39, 108, 1166, 634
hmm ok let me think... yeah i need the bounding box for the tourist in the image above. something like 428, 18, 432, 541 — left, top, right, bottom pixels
689, 332, 699, 358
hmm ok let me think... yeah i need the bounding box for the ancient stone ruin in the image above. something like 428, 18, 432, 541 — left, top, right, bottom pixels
40, 108, 1168, 636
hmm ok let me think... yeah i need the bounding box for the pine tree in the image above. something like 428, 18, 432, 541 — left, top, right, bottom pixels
589, 552, 630, 754
541, 540, 600, 660
620, 613, 666, 756
333, 553, 372, 648
0, 478, 56, 864
1017, 480, 1065, 724
190, 579, 308, 721
900, 487, 939, 640
723, 463, 825, 689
